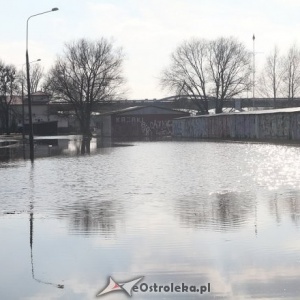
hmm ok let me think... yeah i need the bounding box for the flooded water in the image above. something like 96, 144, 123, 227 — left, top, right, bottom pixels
1, 139, 300, 299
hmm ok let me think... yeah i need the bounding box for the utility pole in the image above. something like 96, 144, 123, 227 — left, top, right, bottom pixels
26, 8, 58, 162
252, 34, 255, 110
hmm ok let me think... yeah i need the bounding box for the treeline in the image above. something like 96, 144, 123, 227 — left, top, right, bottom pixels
257, 45, 300, 100
1, 36, 300, 138
0, 61, 43, 134
161, 38, 300, 114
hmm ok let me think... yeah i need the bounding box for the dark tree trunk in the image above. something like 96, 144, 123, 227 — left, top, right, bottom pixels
81, 136, 91, 155
80, 116, 91, 154
5, 107, 10, 135
215, 99, 223, 114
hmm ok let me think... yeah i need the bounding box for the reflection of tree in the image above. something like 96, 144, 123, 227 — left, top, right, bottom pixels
0, 141, 25, 161
288, 197, 300, 226
215, 192, 254, 229
0, 137, 115, 161
179, 190, 300, 231
57, 200, 120, 236
269, 194, 282, 224
176, 191, 255, 231
268, 191, 300, 227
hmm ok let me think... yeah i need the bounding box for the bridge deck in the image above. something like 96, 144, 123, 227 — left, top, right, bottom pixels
49, 97, 300, 113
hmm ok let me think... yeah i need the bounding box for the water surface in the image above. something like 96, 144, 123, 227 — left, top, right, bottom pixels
1, 140, 300, 299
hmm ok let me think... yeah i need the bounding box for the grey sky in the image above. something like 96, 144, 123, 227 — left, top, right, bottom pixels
1, 0, 299, 99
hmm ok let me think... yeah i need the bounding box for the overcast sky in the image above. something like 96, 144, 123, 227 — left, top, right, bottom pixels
1, 0, 300, 99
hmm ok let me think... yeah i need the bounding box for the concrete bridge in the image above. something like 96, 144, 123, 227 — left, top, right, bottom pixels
49, 96, 300, 113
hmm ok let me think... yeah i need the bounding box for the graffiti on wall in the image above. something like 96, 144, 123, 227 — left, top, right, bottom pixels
113, 115, 174, 137
172, 111, 300, 141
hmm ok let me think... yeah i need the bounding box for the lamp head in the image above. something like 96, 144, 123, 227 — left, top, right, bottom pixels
52, 8, 59, 11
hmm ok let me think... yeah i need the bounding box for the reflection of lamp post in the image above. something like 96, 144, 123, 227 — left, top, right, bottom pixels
21, 59, 41, 140
29, 165, 64, 289
29, 212, 64, 289
26, 8, 59, 162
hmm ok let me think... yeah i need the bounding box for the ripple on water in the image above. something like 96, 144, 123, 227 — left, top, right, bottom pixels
1, 141, 300, 299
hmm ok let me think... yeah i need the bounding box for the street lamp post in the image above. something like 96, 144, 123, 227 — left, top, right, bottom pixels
252, 34, 255, 110
21, 59, 41, 140
26, 8, 58, 162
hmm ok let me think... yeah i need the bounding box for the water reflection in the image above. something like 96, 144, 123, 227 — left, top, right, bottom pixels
57, 200, 121, 236
34, 136, 99, 157
176, 191, 255, 232
0, 142, 24, 161
0, 136, 118, 161
28, 165, 64, 289
268, 190, 300, 227
1, 141, 300, 299
29, 210, 64, 289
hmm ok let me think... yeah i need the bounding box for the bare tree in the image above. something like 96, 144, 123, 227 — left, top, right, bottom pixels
161, 37, 251, 114
29, 64, 44, 93
0, 61, 19, 134
282, 44, 300, 99
46, 38, 125, 153
161, 39, 210, 114
258, 46, 285, 104
20, 64, 44, 93
208, 38, 251, 113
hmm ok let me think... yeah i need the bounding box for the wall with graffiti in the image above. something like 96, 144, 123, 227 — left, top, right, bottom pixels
93, 106, 189, 139
112, 114, 178, 138
173, 108, 300, 141
96, 106, 189, 138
